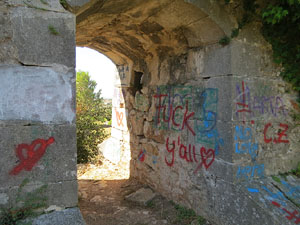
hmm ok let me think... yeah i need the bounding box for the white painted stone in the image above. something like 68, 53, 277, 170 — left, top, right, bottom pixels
0, 66, 75, 123
45, 205, 63, 212
98, 137, 121, 164
0, 193, 9, 205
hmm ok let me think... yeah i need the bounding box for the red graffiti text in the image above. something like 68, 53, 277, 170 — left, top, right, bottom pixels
154, 94, 195, 136
272, 201, 300, 224
10, 137, 55, 175
263, 123, 289, 144
165, 136, 215, 173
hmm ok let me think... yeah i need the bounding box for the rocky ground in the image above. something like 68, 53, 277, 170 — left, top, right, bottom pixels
78, 157, 212, 225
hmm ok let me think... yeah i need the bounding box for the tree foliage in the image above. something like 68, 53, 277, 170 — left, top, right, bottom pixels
76, 71, 111, 163
220, 0, 300, 101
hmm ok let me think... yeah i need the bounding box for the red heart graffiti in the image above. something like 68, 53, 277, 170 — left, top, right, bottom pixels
9, 137, 55, 175
200, 147, 215, 169
194, 147, 215, 174
115, 109, 124, 127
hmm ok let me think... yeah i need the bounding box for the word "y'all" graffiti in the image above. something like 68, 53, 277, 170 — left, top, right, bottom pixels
10, 137, 55, 175
165, 136, 215, 173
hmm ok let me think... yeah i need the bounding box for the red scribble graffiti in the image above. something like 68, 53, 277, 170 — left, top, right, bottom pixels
165, 136, 215, 173
154, 94, 195, 136
193, 147, 215, 174
115, 109, 124, 127
263, 123, 289, 144
236, 81, 252, 114
10, 137, 55, 175
165, 137, 175, 167
138, 150, 146, 162
263, 123, 272, 143
272, 201, 300, 224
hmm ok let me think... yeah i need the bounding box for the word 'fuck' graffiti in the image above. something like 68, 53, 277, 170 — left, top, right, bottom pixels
10, 137, 55, 175
165, 136, 215, 173
154, 86, 223, 154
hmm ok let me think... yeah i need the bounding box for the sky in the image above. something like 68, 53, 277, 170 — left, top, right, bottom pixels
76, 47, 117, 99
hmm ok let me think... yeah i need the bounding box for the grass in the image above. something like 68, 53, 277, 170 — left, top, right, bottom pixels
146, 200, 155, 208
48, 25, 59, 35
0, 179, 48, 225
171, 201, 207, 225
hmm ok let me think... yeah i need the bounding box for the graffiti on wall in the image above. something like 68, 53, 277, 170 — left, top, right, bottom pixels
153, 85, 223, 156
234, 81, 295, 223
235, 81, 288, 122
112, 107, 127, 131
117, 65, 129, 80
115, 108, 124, 127
247, 179, 300, 224
153, 86, 223, 171
112, 88, 125, 107
164, 136, 215, 173
263, 122, 289, 144
10, 137, 55, 175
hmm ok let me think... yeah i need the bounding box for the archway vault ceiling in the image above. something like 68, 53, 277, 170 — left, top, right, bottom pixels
75, 0, 225, 65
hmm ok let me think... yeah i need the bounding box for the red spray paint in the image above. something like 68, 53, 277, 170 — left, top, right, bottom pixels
10, 137, 55, 175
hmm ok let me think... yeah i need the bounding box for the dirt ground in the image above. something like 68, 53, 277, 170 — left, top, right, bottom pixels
78, 158, 212, 225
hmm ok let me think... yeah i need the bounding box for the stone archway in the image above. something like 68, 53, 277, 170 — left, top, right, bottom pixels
0, 0, 299, 225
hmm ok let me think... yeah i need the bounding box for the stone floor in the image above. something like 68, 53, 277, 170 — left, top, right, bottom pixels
78, 157, 212, 225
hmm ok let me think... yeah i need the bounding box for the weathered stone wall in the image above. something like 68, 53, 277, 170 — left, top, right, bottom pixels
75, 1, 300, 224
0, 0, 77, 212
0, 0, 299, 224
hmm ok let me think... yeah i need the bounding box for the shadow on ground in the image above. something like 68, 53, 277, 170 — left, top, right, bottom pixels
78, 179, 212, 225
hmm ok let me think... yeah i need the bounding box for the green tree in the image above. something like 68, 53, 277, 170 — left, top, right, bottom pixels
76, 71, 111, 163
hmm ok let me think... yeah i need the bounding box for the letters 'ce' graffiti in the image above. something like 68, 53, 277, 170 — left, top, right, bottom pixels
9, 137, 55, 175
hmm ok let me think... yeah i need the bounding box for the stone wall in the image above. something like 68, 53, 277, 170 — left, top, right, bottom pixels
75, 1, 299, 224
0, 0, 77, 211
0, 0, 299, 224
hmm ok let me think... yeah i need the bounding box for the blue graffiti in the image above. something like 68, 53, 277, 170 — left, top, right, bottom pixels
195, 88, 224, 155
152, 156, 158, 164
247, 187, 260, 193
235, 125, 258, 161
262, 186, 287, 206
236, 164, 264, 180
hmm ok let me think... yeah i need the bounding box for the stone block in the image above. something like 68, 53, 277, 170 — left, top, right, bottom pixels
203, 75, 233, 123
125, 188, 156, 206
0, 4, 18, 64
98, 137, 121, 164
135, 92, 150, 112
66, 0, 91, 12
116, 64, 131, 87
128, 109, 144, 135
11, 7, 75, 67
198, 44, 231, 77
0, 123, 76, 189
25, 207, 86, 225
112, 87, 125, 107
8, 0, 66, 12
144, 121, 165, 143
1, 180, 78, 209
230, 40, 277, 77
0, 66, 75, 124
